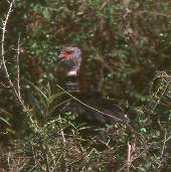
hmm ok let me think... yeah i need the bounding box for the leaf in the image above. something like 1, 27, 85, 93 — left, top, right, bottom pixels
48, 91, 65, 104
27, 80, 49, 103
42, 7, 50, 20
0, 117, 11, 126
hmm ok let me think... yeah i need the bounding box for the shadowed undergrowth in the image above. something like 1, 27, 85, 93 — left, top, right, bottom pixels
1, 0, 171, 171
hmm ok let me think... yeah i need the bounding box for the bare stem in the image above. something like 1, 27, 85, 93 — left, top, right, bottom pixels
126, 142, 131, 172
0, 0, 39, 132
1, 0, 22, 104
56, 83, 127, 124
16, 34, 21, 99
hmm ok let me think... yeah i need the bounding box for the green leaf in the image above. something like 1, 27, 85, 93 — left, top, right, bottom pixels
42, 7, 50, 20
0, 117, 11, 127
140, 128, 147, 133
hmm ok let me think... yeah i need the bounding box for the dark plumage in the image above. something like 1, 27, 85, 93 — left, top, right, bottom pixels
58, 46, 129, 125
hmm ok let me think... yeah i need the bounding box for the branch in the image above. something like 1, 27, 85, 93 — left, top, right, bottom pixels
1, 0, 20, 100
16, 34, 21, 99
0, 0, 39, 132
56, 83, 128, 124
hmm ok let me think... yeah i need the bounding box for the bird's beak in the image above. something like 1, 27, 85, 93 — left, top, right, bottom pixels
58, 53, 64, 59
57, 53, 65, 63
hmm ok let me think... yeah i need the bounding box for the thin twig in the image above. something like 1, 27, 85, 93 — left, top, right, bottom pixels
1, 0, 23, 105
59, 114, 66, 145
56, 83, 144, 140
126, 142, 131, 172
1, 0, 39, 132
161, 129, 167, 159
16, 34, 21, 99
56, 83, 128, 124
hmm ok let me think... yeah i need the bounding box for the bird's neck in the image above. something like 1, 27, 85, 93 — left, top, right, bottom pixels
65, 75, 80, 93
65, 75, 101, 98
65, 62, 101, 95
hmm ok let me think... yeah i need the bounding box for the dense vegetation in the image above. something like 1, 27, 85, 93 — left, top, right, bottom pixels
0, 0, 171, 171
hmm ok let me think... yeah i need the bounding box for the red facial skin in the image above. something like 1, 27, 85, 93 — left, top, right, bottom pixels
63, 51, 72, 60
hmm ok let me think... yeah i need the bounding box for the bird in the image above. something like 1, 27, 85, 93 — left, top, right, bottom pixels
57, 46, 129, 125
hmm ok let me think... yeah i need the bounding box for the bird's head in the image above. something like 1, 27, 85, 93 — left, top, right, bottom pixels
58, 46, 82, 76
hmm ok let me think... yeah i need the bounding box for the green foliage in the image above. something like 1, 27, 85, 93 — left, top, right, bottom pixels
1, 0, 171, 171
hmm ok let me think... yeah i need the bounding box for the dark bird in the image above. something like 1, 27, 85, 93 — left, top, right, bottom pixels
57, 46, 129, 125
